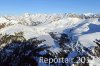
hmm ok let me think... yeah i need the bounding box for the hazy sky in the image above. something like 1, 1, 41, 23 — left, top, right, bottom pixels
0, 0, 100, 15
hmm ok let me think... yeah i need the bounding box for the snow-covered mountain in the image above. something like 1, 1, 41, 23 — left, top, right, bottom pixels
0, 13, 100, 66
0, 13, 100, 46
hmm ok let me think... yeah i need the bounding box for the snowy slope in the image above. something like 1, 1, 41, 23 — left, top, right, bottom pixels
0, 13, 100, 47
0, 13, 100, 66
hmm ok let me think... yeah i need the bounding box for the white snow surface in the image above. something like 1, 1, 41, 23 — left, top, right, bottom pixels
0, 13, 100, 66
0, 13, 100, 46
0, 13, 100, 50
